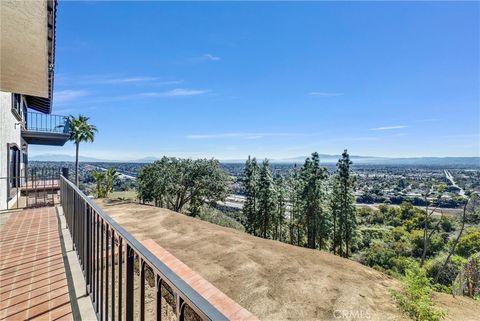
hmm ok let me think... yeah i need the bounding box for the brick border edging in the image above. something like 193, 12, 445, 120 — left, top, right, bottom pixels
141, 239, 259, 321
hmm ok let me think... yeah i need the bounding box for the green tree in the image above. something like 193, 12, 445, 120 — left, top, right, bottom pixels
300, 152, 330, 249
91, 170, 105, 198
273, 177, 287, 241
410, 229, 446, 259
68, 115, 97, 186
137, 164, 158, 204
104, 168, 119, 198
242, 156, 260, 235
393, 263, 444, 321
287, 167, 304, 246
420, 195, 443, 267
457, 228, 480, 257
330, 150, 357, 257
425, 254, 466, 287
187, 158, 231, 216
258, 159, 276, 239
435, 195, 479, 283
454, 254, 480, 298
136, 157, 230, 215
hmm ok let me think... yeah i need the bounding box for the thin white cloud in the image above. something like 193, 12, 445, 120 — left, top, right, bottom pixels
52, 89, 209, 108
370, 125, 408, 131
309, 92, 344, 97
153, 80, 184, 86
54, 90, 89, 104
57, 74, 181, 86
185, 132, 302, 140
188, 53, 222, 63
98, 76, 158, 84
203, 53, 221, 61
141, 88, 209, 97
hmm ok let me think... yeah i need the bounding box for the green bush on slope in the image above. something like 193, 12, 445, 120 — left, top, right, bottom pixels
392, 263, 445, 321
196, 206, 245, 232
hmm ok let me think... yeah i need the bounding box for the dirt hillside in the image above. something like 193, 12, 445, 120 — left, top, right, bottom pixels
99, 201, 479, 321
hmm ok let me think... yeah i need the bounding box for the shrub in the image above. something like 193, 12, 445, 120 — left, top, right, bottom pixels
362, 240, 396, 270
453, 253, 480, 298
391, 256, 417, 276
197, 206, 245, 231
380, 227, 414, 258
359, 226, 390, 249
392, 263, 445, 321
410, 230, 446, 258
440, 216, 455, 232
456, 228, 480, 257
425, 254, 466, 288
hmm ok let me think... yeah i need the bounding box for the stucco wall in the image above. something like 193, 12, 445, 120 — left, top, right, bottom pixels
0, 1, 49, 98
0, 91, 24, 210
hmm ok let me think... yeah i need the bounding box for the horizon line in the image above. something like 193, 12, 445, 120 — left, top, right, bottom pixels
28, 153, 480, 162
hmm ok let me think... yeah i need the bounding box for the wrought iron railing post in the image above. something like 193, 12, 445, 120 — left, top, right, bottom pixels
156, 276, 162, 321
126, 245, 134, 320
111, 229, 115, 321
100, 219, 104, 321
95, 213, 100, 314
118, 237, 123, 321
85, 204, 91, 295
140, 259, 146, 321
105, 225, 109, 321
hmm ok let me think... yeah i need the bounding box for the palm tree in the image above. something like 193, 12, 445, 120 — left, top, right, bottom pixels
91, 170, 106, 198
104, 168, 119, 198
68, 115, 97, 186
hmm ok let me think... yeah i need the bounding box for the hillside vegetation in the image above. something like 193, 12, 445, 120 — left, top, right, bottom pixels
97, 151, 480, 320
100, 200, 479, 321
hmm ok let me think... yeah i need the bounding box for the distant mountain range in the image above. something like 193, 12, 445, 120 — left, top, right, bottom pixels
29, 154, 159, 163
29, 153, 480, 167
274, 155, 480, 166
30, 154, 106, 162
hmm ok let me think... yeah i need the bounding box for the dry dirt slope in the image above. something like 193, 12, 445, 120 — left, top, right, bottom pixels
99, 201, 479, 321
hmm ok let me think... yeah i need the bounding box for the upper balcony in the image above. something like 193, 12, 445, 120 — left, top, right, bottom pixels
21, 111, 70, 146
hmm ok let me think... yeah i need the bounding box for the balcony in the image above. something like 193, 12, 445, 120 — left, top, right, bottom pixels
21, 111, 70, 146
0, 177, 257, 321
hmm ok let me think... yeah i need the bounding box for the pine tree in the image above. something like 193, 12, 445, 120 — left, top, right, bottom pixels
332, 149, 357, 257
242, 156, 260, 235
274, 177, 287, 241
287, 167, 304, 246
258, 159, 276, 239
330, 176, 342, 255
300, 152, 330, 249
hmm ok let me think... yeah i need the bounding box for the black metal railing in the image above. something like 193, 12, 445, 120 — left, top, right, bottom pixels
60, 176, 228, 321
0, 168, 66, 211
25, 111, 69, 134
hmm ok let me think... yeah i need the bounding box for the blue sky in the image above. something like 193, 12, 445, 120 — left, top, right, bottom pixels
31, 1, 480, 160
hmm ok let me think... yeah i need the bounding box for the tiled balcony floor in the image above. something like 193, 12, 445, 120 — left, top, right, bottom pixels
0, 207, 73, 320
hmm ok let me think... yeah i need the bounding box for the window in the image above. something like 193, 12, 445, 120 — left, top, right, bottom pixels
8, 145, 20, 200
11, 93, 23, 121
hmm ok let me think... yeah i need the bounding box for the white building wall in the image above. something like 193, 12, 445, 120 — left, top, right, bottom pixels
0, 91, 24, 210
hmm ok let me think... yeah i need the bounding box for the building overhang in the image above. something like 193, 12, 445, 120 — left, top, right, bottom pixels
0, 0, 57, 114
21, 131, 69, 146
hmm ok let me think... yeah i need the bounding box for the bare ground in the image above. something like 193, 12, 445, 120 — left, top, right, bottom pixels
98, 201, 479, 321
